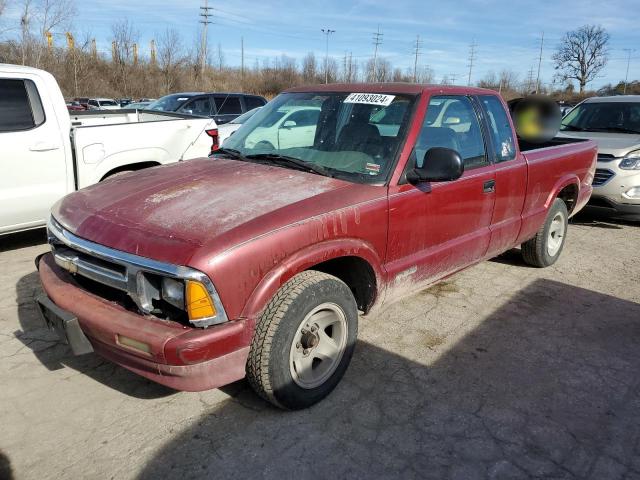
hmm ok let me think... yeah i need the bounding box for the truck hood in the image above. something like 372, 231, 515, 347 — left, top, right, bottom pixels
53, 158, 352, 265
558, 131, 640, 157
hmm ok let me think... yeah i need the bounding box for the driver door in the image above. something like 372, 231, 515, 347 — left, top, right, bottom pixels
385, 95, 496, 302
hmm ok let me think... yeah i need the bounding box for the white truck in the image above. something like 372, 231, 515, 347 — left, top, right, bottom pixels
0, 64, 219, 235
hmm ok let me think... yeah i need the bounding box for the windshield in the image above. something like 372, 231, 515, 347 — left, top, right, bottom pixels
99, 100, 118, 107
219, 92, 416, 183
148, 94, 192, 112
230, 107, 261, 124
561, 101, 640, 133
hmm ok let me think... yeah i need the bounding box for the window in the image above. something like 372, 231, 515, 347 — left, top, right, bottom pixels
561, 102, 640, 133
215, 96, 242, 115
244, 96, 266, 110
179, 97, 211, 116
0, 79, 42, 132
89, 100, 99, 107
283, 109, 320, 127
414, 95, 487, 169
480, 95, 516, 162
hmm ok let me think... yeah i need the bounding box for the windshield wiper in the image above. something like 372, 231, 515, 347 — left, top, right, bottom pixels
211, 147, 245, 159
245, 153, 332, 177
585, 127, 640, 135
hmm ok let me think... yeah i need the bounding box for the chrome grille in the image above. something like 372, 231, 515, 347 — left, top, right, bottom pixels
592, 169, 615, 187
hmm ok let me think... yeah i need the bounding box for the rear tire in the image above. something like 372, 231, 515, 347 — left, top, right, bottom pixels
246, 271, 358, 410
521, 198, 568, 267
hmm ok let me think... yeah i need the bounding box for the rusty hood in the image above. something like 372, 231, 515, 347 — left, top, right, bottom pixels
52, 158, 353, 265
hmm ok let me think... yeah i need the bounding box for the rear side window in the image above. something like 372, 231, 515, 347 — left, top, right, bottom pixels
215, 96, 242, 115
244, 96, 266, 110
479, 95, 516, 162
0, 79, 44, 132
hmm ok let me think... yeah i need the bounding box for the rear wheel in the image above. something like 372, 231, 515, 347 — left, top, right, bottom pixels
246, 271, 358, 410
521, 198, 568, 267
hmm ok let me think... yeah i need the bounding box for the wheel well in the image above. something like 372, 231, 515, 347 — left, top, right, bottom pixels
308, 256, 377, 313
557, 183, 579, 213
101, 161, 160, 181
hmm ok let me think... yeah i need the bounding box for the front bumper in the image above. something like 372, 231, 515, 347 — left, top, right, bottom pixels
37, 254, 250, 391
590, 163, 640, 214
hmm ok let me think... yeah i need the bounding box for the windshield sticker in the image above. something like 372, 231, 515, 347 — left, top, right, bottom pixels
365, 163, 381, 174
344, 93, 395, 107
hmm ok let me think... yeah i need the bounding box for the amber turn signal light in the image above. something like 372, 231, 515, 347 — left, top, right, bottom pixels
186, 280, 216, 320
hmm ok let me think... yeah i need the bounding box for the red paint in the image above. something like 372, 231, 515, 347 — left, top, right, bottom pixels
40, 84, 597, 392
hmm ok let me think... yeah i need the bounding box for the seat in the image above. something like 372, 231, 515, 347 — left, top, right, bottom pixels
336, 110, 383, 157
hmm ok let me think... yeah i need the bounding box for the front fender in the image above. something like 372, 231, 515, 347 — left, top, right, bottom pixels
240, 238, 387, 321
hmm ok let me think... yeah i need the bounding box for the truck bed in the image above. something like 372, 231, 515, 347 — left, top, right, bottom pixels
68, 109, 204, 128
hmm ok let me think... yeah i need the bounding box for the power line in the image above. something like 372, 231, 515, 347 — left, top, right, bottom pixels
413, 35, 423, 83
321, 28, 335, 84
199, 0, 214, 77
371, 25, 383, 82
467, 41, 477, 86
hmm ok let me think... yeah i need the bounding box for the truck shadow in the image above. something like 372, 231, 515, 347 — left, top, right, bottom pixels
135, 279, 640, 479
14, 271, 174, 399
0, 228, 47, 252
571, 209, 639, 229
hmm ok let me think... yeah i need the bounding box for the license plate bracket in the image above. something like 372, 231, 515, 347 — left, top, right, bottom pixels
35, 295, 94, 355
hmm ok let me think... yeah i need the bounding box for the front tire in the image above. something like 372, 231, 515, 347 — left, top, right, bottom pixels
521, 198, 569, 267
246, 271, 358, 410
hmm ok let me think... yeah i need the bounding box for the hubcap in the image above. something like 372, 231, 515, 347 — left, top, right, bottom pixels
547, 211, 566, 257
289, 303, 348, 389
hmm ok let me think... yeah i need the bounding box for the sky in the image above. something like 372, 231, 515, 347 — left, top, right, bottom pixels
3, 0, 639, 89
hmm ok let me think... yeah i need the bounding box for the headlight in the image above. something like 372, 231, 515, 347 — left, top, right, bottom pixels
161, 277, 185, 309
620, 150, 640, 170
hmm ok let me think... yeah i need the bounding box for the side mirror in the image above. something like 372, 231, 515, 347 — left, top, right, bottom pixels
406, 147, 464, 185
282, 120, 297, 128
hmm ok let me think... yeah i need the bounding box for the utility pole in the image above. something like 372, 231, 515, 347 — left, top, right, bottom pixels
413, 35, 422, 83
526, 67, 535, 93
449, 73, 457, 85
371, 25, 383, 82
150, 39, 157, 66
91, 39, 97, 60
467, 41, 477, 86
623, 48, 635, 94
199, 0, 213, 78
535, 31, 544, 93
321, 28, 335, 84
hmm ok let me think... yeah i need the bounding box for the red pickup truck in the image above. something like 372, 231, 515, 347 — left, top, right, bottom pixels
36, 84, 597, 409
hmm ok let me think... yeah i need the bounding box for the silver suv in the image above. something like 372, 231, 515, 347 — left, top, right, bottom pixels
560, 95, 640, 217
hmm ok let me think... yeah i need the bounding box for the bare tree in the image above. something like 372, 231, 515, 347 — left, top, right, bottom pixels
111, 19, 138, 95
302, 52, 318, 83
552, 25, 609, 93
157, 28, 185, 95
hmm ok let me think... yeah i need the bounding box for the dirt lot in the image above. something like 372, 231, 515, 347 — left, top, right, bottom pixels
1, 211, 639, 480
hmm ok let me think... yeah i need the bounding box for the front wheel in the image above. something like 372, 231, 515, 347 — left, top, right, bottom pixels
521, 198, 569, 267
246, 271, 358, 410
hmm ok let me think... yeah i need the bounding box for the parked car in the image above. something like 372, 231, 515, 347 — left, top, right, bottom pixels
36, 84, 596, 409
0, 64, 219, 235
126, 101, 152, 109
559, 95, 640, 217
243, 106, 320, 149
65, 100, 85, 112
218, 107, 261, 145
87, 98, 120, 110
148, 92, 267, 125
117, 98, 133, 108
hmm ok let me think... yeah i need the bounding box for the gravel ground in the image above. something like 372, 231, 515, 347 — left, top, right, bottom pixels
0, 210, 639, 480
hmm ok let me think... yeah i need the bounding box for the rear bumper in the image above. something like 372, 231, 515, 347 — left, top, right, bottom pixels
37, 253, 250, 391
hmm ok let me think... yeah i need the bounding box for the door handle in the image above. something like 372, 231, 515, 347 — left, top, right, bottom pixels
483, 179, 496, 193
29, 142, 60, 152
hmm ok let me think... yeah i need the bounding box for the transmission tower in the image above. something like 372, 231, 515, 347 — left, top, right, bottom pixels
371, 26, 383, 82
413, 35, 423, 82
467, 41, 477, 86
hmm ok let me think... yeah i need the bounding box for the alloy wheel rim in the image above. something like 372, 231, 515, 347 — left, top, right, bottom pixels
289, 302, 348, 389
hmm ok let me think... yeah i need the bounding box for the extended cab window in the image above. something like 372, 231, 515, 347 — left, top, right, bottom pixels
0, 79, 44, 132
245, 96, 266, 110
215, 96, 242, 115
480, 95, 516, 162
414, 95, 487, 169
